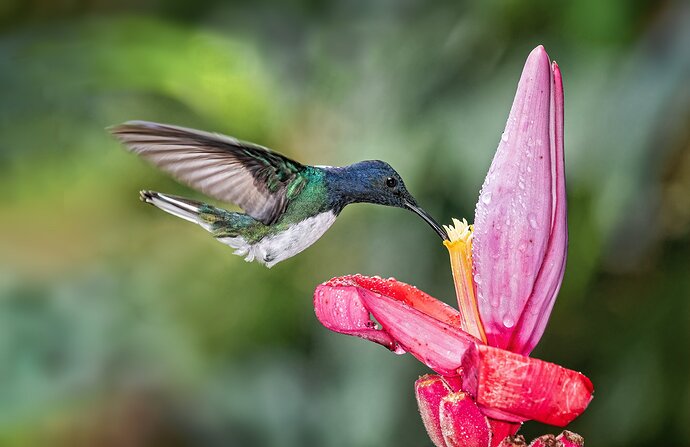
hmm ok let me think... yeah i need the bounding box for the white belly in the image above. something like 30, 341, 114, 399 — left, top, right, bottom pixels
219, 211, 337, 268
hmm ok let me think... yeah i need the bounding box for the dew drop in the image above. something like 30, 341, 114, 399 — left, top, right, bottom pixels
518, 181, 525, 190
503, 317, 515, 328
490, 296, 500, 308
393, 345, 407, 355
481, 192, 492, 205
501, 132, 509, 142
474, 273, 482, 285
528, 213, 538, 229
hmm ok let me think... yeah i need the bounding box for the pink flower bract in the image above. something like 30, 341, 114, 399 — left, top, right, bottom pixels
473, 46, 568, 355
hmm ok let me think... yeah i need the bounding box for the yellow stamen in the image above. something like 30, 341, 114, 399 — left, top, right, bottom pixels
443, 218, 487, 343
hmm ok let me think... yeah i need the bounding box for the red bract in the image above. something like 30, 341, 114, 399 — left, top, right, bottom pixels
461, 345, 593, 425
313, 46, 592, 447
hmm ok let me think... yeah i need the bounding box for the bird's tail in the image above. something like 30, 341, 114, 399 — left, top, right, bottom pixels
140, 190, 207, 226
139, 191, 265, 262
140, 190, 255, 234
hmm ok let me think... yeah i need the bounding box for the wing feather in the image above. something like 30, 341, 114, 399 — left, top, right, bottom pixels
110, 121, 306, 225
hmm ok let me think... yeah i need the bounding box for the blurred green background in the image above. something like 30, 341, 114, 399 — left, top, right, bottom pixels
1, 0, 689, 446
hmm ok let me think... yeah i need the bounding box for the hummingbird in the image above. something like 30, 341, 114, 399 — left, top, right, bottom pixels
110, 121, 447, 267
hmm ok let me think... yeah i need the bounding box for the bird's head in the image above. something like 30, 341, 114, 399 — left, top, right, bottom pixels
337, 160, 447, 240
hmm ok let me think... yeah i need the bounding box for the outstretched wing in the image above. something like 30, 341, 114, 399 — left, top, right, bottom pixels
110, 121, 306, 225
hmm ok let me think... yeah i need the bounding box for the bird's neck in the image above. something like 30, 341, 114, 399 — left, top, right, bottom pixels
323, 165, 375, 210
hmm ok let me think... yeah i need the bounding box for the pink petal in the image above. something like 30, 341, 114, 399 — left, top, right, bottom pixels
348, 275, 465, 327
461, 345, 593, 426
440, 392, 491, 447
488, 419, 522, 447
415, 374, 452, 447
510, 61, 567, 354
314, 275, 479, 376
314, 278, 397, 351
556, 431, 584, 447
473, 45, 566, 354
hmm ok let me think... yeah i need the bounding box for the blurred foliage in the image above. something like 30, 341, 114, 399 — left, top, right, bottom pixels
0, 1, 689, 446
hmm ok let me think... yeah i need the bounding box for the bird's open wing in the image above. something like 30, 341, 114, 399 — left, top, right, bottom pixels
110, 121, 306, 225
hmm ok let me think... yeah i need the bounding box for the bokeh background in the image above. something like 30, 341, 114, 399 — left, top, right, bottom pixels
1, 0, 689, 446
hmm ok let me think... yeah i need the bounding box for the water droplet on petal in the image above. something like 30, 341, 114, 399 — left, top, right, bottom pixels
528, 213, 538, 229
490, 296, 500, 308
501, 132, 509, 142
393, 345, 406, 355
503, 317, 515, 328
481, 192, 492, 205
474, 274, 482, 285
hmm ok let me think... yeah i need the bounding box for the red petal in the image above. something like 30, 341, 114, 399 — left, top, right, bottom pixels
415, 375, 452, 447
443, 374, 465, 392
315, 275, 478, 375
461, 345, 593, 426
439, 392, 491, 447
314, 281, 398, 351
341, 275, 465, 327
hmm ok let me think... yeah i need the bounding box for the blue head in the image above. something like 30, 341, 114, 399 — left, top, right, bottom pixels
327, 160, 447, 239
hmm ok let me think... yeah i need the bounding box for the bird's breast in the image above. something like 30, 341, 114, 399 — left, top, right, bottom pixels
252, 211, 337, 267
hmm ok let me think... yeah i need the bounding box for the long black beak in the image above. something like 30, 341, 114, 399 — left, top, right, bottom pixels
404, 200, 448, 240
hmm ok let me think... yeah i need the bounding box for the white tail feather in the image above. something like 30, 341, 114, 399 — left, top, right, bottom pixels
140, 191, 207, 227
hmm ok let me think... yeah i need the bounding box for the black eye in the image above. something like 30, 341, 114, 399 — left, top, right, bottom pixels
385, 177, 397, 188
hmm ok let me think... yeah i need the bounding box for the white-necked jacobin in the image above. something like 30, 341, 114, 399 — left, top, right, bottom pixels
110, 121, 447, 267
